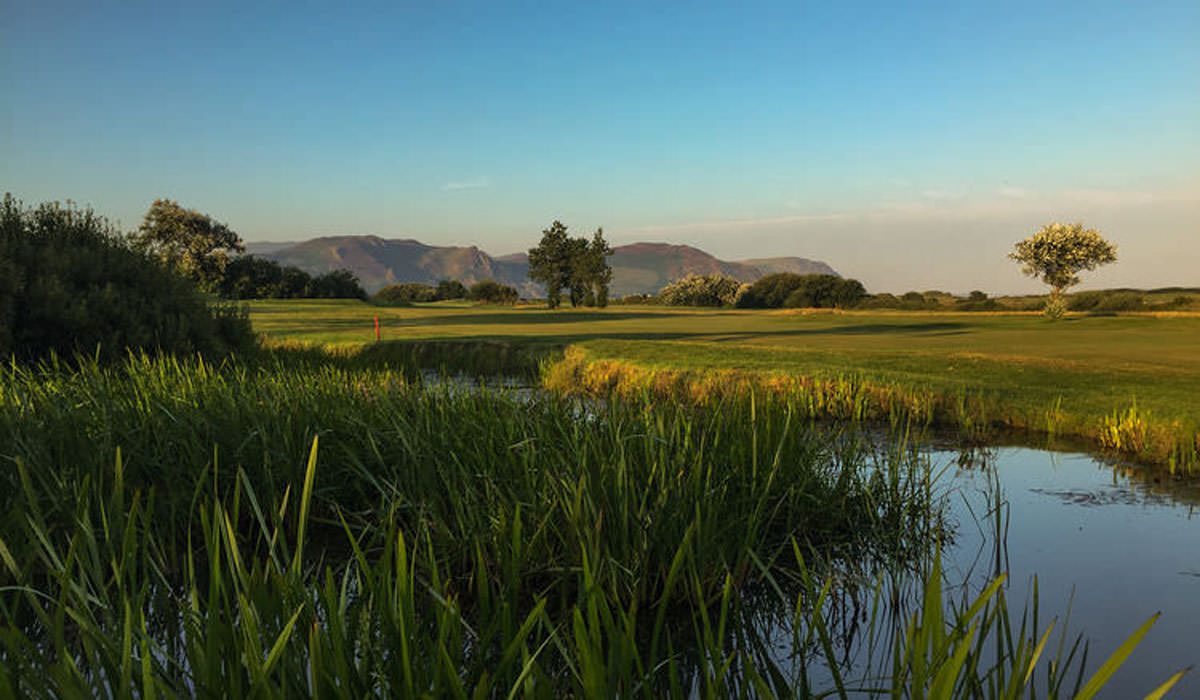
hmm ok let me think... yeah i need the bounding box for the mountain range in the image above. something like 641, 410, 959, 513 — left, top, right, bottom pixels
246, 236, 838, 297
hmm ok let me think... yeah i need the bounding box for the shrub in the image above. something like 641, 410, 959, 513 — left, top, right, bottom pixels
0, 194, 254, 361
739, 273, 866, 309
736, 273, 798, 308
1095, 292, 1145, 312
956, 290, 998, 311
859, 293, 900, 309
374, 283, 437, 305
468, 279, 519, 304
658, 274, 740, 307
435, 279, 468, 300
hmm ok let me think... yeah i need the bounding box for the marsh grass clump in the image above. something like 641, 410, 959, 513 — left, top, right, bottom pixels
262, 337, 558, 380
0, 355, 1175, 696
543, 346, 1200, 472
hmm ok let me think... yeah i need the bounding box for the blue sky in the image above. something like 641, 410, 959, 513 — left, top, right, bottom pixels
2, 1, 1197, 292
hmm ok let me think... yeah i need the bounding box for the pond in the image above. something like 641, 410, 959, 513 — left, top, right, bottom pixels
910, 443, 1199, 697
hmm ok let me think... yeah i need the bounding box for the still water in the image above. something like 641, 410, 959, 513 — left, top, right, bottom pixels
927, 445, 1199, 698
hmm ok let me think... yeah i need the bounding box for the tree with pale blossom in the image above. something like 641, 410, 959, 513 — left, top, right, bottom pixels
1010, 222, 1117, 318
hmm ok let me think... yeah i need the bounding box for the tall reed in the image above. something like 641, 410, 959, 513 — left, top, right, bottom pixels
0, 354, 1176, 696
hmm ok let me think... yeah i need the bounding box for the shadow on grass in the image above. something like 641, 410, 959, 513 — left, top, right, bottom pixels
397, 310, 697, 326
731, 322, 970, 338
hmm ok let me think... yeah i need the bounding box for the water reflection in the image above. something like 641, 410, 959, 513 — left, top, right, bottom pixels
924, 441, 1199, 698
700, 437, 1200, 697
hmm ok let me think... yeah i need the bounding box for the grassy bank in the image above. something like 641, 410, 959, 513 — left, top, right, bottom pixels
248, 300, 1200, 469
1, 355, 1176, 696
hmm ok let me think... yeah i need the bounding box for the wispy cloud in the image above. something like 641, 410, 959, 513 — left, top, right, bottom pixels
441, 177, 490, 191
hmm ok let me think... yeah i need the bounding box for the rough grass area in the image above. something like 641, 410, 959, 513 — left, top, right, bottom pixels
249, 300, 1200, 469
0, 355, 1177, 697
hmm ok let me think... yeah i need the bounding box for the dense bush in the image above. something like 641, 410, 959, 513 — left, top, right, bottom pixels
468, 279, 519, 304
218, 255, 311, 299
373, 282, 438, 305
736, 273, 866, 309
1068, 290, 1145, 312
659, 274, 741, 307
0, 194, 254, 361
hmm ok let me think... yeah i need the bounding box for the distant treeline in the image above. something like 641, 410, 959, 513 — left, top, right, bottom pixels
862, 289, 1194, 312
373, 279, 519, 306
633, 273, 1195, 313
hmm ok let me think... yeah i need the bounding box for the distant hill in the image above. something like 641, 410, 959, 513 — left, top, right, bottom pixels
256, 236, 533, 295
251, 236, 838, 297
608, 243, 837, 297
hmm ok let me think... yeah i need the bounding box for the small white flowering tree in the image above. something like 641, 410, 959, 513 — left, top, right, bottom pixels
659, 274, 741, 307
1010, 222, 1117, 318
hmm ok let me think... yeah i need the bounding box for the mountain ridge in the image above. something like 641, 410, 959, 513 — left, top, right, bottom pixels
249, 236, 838, 297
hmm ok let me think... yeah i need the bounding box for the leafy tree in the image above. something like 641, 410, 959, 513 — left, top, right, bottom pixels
278, 265, 312, 298
528, 221, 612, 308
735, 273, 799, 308
131, 199, 244, 291
219, 255, 283, 299
218, 255, 315, 300
306, 269, 367, 299
435, 279, 468, 300
782, 275, 839, 308
0, 193, 253, 361
218, 255, 320, 300
528, 220, 573, 308
832, 278, 867, 308
583, 229, 613, 308
468, 279, 519, 304
565, 236, 591, 307
1011, 222, 1117, 318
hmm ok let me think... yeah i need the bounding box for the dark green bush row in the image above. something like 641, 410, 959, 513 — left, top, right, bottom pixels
373, 279, 468, 306
735, 273, 867, 309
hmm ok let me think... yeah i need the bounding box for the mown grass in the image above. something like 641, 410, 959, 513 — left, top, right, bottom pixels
0, 355, 1178, 696
248, 300, 1200, 468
